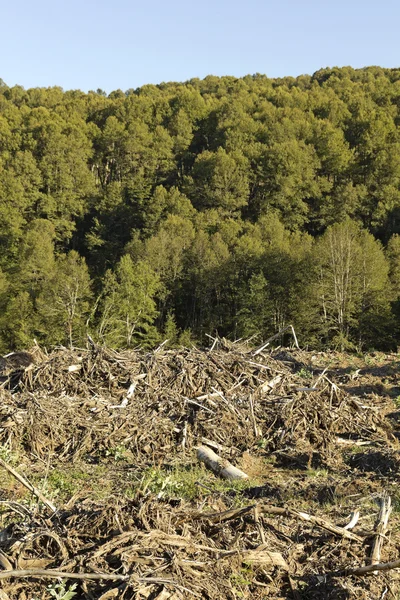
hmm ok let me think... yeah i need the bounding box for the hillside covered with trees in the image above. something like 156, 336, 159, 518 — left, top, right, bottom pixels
1, 66, 400, 351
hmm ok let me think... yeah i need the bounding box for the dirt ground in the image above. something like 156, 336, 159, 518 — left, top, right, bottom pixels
0, 340, 400, 599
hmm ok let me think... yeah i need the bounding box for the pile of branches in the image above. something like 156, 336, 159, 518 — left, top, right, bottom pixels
0, 342, 399, 598
0, 482, 398, 599
0, 342, 396, 469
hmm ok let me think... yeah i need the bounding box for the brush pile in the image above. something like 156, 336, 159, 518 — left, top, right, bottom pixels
0, 341, 395, 467
0, 340, 399, 598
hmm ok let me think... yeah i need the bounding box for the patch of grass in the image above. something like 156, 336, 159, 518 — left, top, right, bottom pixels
140, 466, 198, 500
305, 468, 329, 479
391, 493, 400, 514
130, 464, 258, 503
0, 443, 20, 465
256, 437, 268, 449
34, 464, 113, 502
211, 474, 260, 501
46, 468, 90, 498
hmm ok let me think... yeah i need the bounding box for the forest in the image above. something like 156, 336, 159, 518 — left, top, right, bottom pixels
1, 65, 400, 352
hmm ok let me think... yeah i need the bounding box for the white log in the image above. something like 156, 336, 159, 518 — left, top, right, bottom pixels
196, 446, 248, 480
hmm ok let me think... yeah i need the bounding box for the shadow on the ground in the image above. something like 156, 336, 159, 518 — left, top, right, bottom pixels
288, 574, 351, 599
345, 450, 400, 476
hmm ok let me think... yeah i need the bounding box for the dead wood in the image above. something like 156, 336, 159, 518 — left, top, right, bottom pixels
342, 557, 400, 576
0, 568, 202, 596
253, 325, 299, 355
0, 568, 129, 581
370, 493, 392, 569
196, 446, 249, 480
0, 550, 12, 570
220, 547, 289, 570
259, 504, 364, 542
0, 458, 56, 513
0, 343, 399, 599
198, 504, 256, 523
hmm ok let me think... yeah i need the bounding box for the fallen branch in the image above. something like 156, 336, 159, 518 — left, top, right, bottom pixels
200, 437, 236, 454
0, 551, 12, 570
200, 504, 256, 523
291, 510, 363, 542
0, 569, 128, 582
196, 446, 249, 480
259, 504, 363, 542
344, 511, 360, 530
253, 325, 299, 355
336, 438, 374, 446
333, 557, 400, 576
254, 505, 266, 545
370, 494, 391, 571
249, 394, 260, 436
198, 501, 363, 541
0, 458, 57, 513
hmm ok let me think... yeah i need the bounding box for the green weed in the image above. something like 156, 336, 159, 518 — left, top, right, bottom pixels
230, 566, 254, 597
104, 444, 130, 462
30, 581, 77, 600
298, 367, 313, 379
133, 465, 257, 503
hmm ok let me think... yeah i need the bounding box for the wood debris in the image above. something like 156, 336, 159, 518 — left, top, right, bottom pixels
0, 342, 399, 598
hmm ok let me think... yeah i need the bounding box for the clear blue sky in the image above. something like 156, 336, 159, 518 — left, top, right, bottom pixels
2, 0, 399, 92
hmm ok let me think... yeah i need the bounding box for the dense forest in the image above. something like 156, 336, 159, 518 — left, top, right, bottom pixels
1, 66, 400, 352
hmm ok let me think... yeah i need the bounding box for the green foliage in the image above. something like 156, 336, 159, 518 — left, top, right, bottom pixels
393, 396, 400, 409
47, 468, 90, 498
178, 328, 196, 347
47, 582, 78, 600
137, 465, 257, 502
0, 291, 35, 349
1, 69, 400, 351
104, 444, 130, 462
188, 147, 249, 214
37, 251, 93, 347
97, 255, 160, 347
163, 311, 179, 346
30, 582, 78, 600
315, 219, 393, 349
298, 367, 313, 379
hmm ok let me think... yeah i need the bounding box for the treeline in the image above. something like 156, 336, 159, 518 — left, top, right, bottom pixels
1, 66, 400, 351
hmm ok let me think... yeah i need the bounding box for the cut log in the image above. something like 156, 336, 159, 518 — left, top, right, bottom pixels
370, 493, 391, 571
196, 446, 249, 480
241, 549, 289, 570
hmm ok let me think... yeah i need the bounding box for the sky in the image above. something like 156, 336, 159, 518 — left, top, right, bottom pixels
1, 0, 399, 93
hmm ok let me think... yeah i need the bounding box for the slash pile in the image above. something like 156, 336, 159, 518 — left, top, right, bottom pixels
0, 340, 399, 599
